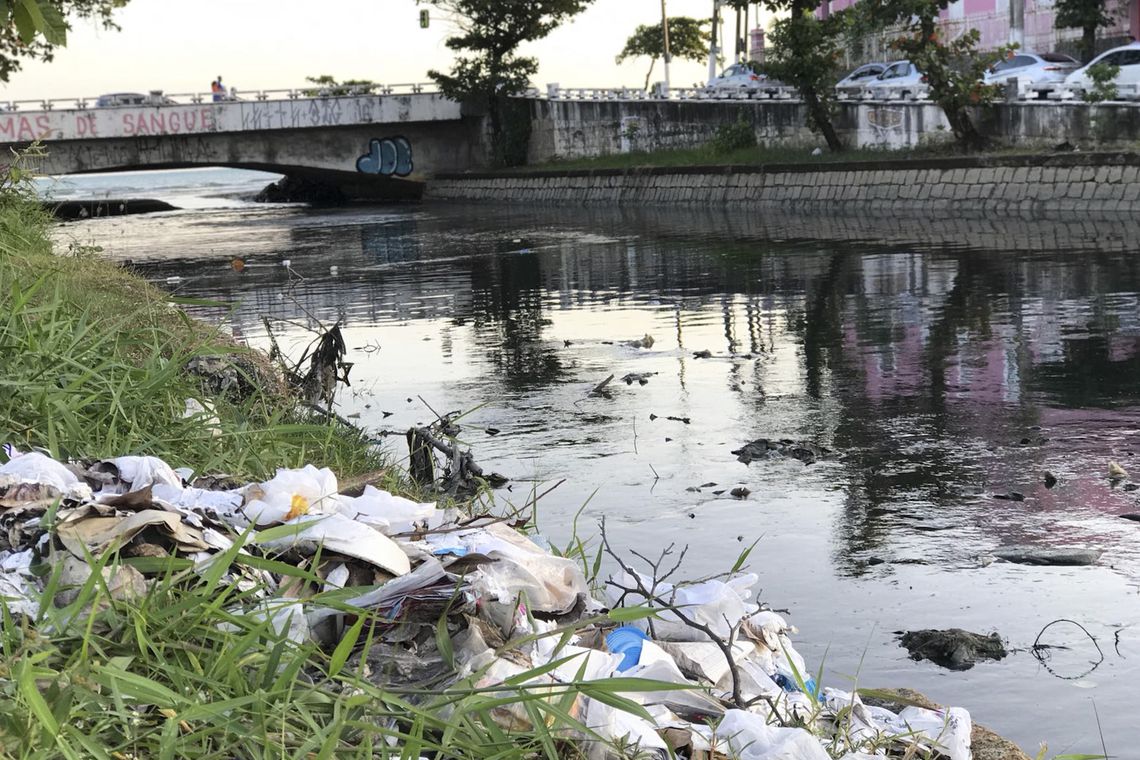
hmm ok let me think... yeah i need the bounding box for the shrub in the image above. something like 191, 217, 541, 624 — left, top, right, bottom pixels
1084, 62, 1119, 103
711, 117, 757, 153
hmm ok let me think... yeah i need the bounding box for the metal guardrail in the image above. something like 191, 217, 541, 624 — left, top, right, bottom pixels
0, 83, 438, 112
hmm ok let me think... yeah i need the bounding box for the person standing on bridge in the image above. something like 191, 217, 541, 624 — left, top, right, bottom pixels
212, 76, 225, 102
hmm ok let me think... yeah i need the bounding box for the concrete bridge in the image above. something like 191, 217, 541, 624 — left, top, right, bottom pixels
1, 86, 483, 200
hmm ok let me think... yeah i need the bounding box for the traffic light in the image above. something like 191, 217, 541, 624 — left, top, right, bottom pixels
419, 9, 429, 28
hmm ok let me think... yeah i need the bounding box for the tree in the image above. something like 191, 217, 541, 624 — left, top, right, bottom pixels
302, 75, 379, 96
424, 0, 594, 167
1054, 0, 1112, 63
759, 1, 846, 152
616, 17, 711, 91
859, 0, 1009, 150
0, 1, 127, 82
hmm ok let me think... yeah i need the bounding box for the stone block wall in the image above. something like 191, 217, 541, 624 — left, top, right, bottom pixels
426, 153, 1140, 213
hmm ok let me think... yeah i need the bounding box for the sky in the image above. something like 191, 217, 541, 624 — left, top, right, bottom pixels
1, 0, 772, 102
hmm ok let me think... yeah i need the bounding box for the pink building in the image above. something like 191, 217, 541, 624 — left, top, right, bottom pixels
822, 0, 1138, 56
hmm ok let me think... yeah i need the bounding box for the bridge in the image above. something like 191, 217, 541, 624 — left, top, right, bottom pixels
0, 85, 483, 200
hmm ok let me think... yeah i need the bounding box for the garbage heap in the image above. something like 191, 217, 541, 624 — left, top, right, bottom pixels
0, 450, 973, 760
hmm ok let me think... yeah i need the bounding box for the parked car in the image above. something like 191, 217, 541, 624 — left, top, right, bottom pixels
1059, 42, 1140, 97
835, 62, 886, 96
95, 91, 176, 107
867, 60, 926, 98
983, 52, 1080, 92
709, 61, 781, 91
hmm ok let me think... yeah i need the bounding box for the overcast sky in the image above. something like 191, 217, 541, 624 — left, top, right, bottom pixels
1, 0, 771, 102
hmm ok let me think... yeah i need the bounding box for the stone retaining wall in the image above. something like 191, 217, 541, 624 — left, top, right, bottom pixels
426, 152, 1140, 212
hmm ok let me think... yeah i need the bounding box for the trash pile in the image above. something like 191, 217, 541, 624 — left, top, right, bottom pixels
0, 448, 974, 760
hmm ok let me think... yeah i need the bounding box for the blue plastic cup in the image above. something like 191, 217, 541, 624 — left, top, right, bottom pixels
606, 626, 650, 672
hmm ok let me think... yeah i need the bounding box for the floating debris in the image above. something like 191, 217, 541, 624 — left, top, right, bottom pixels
1043, 471, 1057, 489
899, 628, 1008, 671
692, 350, 713, 359
625, 334, 655, 349
621, 372, 657, 386
993, 546, 1102, 566
733, 439, 831, 466
1109, 461, 1129, 481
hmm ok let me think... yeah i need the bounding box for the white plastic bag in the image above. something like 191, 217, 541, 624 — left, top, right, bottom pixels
242, 465, 339, 526
338, 485, 440, 534
0, 451, 80, 492
717, 709, 831, 760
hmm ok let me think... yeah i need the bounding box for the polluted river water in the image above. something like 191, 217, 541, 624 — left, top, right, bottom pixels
48, 168, 1140, 755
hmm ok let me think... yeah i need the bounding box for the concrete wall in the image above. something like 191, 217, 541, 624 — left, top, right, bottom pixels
426, 153, 1140, 213
525, 99, 1140, 161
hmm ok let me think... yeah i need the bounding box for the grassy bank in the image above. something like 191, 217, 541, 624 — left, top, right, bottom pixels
0, 191, 383, 481
0, 179, 517, 757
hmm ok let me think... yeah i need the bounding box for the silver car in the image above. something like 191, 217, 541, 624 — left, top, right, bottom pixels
709, 62, 769, 91
984, 52, 1080, 94
867, 60, 926, 99
835, 63, 886, 97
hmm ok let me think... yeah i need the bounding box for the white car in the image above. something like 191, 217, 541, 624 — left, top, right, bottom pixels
984, 52, 1080, 94
835, 63, 886, 97
1059, 42, 1140, 98
867, 60, 926, 99
709, 62, 775, 91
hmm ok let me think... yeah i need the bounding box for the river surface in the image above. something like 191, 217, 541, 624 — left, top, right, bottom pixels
50, 169, 1140, 756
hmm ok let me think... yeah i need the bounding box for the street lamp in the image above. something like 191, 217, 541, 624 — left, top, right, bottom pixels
660, 0, 672, 92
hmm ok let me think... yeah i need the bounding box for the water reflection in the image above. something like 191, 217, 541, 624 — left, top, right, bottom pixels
130, 206, 1140, 574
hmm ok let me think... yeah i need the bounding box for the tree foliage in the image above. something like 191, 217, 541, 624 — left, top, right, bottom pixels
0, 0, 126, 82
302, 75, 379, 96
425, 0, 593, 101
760, 1, 846, 151
858, 0, 1009, 149
1054, 0, 1112, 63
424, 0, 594, 166
616, 17, 710, 91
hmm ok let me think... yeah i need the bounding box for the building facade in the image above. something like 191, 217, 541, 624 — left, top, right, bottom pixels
821, 0, 1137, 58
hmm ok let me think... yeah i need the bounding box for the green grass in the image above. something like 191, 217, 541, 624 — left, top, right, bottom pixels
0, 193, 385, 481
0, 543, 668, 759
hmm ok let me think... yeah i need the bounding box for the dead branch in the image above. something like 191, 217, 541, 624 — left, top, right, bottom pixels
590, 374, 615, 397
599, 517, 785, 717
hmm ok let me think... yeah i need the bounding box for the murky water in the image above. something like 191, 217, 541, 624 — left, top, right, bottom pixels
58, 171, 1140, 755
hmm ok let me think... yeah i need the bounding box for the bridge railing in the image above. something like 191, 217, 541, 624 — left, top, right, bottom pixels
0, 82, 439, 112
529, 82, 1140, 106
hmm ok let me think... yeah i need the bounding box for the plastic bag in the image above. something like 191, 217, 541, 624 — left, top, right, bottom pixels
716, 709, 831, 760
608, 571, 758, 641
338, 485, 440, 534
0, 451, 80, 493
242, 465, 339, 526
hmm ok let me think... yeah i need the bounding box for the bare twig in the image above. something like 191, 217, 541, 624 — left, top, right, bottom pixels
598, 517, 785, 717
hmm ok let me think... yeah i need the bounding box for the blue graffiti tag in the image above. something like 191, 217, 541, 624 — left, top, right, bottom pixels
356, 137, 413, 177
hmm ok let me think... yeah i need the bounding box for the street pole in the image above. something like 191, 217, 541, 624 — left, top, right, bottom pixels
708, 0, 720, 83
660, 0, 672, 92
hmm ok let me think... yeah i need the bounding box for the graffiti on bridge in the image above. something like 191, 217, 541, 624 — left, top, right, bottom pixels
356, 136, 413, 177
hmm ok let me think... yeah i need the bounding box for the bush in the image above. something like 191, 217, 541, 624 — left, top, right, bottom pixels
711, 117, 756, 153
1084, 62, 1119, 103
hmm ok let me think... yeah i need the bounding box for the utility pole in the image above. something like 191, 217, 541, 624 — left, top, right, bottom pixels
708, 0, 721, 83
1008, 0, 1024, 48
660, 0, 672, 91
